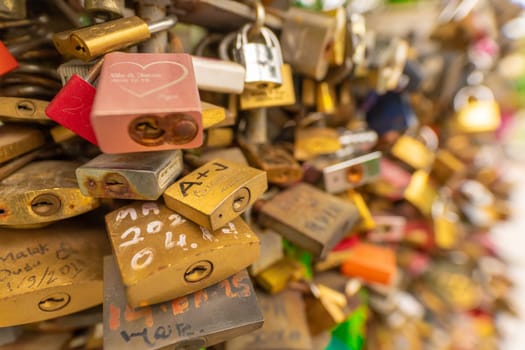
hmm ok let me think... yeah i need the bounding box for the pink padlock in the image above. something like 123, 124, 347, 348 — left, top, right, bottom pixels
91, 52, 203, 153
45, 59, 102, 145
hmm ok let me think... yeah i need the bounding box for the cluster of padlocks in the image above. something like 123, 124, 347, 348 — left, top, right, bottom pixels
0, 0, 521, 349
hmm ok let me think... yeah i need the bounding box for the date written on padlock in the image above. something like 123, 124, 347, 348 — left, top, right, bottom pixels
258, 183, 359, 258
105, 201, 260, 307
0, 161, 100, 228
76, 150, 183, 200
0, 218, 110, 327
104, 257, 263, 350
225, 289, 313, 350
0, 124, 45, 165
91, 52, 203, 153
164, 159, 267, 230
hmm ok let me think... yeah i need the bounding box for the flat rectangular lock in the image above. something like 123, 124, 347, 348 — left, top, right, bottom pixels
91, 52, 203, 153
0, 124, 45, 164
163, 159, 267, 230
321, 151, 382, 193
341, 242, 397, 286
201, 101, 226, 129
249, 228, 284, 276
390, 135, 435, 170
0, 218, 110, 327
0, 161, 100, 228
104, 201, 260, 307
0, 97, 52, 124
76, 150, 183, 200
239, 140, 303, 186
226, 290, 312, 350
258, 183, 359, 258
104, 257, 264, 350
294, 127, 342, 161
192, 56, 245, 93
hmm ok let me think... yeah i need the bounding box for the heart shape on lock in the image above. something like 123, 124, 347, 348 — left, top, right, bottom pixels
109, 60, 189, 98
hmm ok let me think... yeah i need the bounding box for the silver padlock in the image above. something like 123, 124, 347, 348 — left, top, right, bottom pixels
233, 24, 283, 90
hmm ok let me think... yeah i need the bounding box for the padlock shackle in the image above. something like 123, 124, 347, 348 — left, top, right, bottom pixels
247, 0, 265, 38
84, 57, 104, 84
147, 15, 178, 34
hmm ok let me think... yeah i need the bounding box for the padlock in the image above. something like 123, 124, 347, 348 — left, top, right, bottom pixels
239, 140, 304, 186
0, 97, 51, 124
56, 60, 95, 86
232, 23, 283, 90
432, 197, 461, 250
239, 63, 296, 109
0, 217, 110, 327
90, 52, 203, 153
258, 183, 359, 258
430, 149, 466, 186
367, 215, 406, 243
404, 170, 438, 217
0, 161, 100, 228
201, 101, 227, 129
204, 127, 234, 148
316, 82, 337, 114
45, 58, 104, 145
294, 127, 342, 161
0, 0, 26, 19
104, 257, 264, 350
390, 135, 435, 170
453, 84, 501, 133
365, 91, 415, 137
249, 228, 284, 276
325, 6, 347, 66
104, 201, 260, 307
53, 16, 177, 61
0, 40, 19, 76
305, 282, 350, 335
76, 150, 183, 200
341, 242, 397, 286
225, 289, 313, 350
255, 257, 307, 294
84, 0, 124, 20
163, 159, 267, 230
192, 55, 245, 94
280, 7, 336, 80
319, 151, 382, 194
345, 189, 375, 232
301, 78, 316, 107
369, 38, 409, 94
0, 124, 45, 164
185, 147, 249, 168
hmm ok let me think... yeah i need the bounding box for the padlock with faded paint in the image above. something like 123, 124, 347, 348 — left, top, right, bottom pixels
0, 161, 100, 228
76, 150, 183, 200
90, 51, 203, 153
104, 256, 263, 350
232, 5, 283, 91
45, 58, 104, 145
163, 159, 267, 230
53, 15, 177, 61
226, 289, 313, 350
257, 183, 359, 258
0, 217, 110, 327
104, 201, 260, 307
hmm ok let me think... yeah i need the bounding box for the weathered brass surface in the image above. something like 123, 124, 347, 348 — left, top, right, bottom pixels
163, 159, 267, 230
390, 135, 434, 170
105, 201, 260, 307
0, 97, 52, 124
0, 124, 45, 164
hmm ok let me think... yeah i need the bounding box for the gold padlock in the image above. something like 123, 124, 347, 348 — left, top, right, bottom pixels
0, 217, 110, 327
453, 85, 501, 133
0, 124, 45, 164
184, 147, 249, 168
240, 64, 296, 110
390, 135, 435, 170
225, 290, 313, 350
0, 97, 52, 124
163, 159, 267, 230
201, 101, 227, 129
294, 127, 342, 161
0, 161, 100, 228
404, 170, 438, 217
430, 149, 466, 186
325, 7, 347, 66
255, 257, 306, 294
204, 127, 234, 148
105, 201, 260, 307
258, 183, 359, 258
104, 258, 263, 350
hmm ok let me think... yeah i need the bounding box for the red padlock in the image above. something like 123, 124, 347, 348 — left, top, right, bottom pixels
45, 59, 103, 145
0, 41, 19, 76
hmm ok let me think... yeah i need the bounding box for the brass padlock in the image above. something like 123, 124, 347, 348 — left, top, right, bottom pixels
0, 0, 26, 19
258, 183, 359, 258
76, 150, 183, 200
84, 0, 124, 20
225, 290, 313, 350
104, 257, 264, 350
0, 161, 100, 228
239, 140, 303, 186
453, 84, 501, 133
294, 127, 342, 161
202, 101, 227, 129
390, 135, 435, 170
430, 149, 466, 186
305, 282, 349, 335
0, 217, 110, 327
0, 97, 52, 124
184, 147, 249, 168
163, 159, 267, 230
105, 201, 260, 307
345, 189, 376, 232
204, 127, 234, 148
255, 257, 307, 294
0, 124, 45, 164
404, 170, 438, 217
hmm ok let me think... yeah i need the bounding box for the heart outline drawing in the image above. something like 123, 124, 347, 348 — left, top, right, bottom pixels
109, 60, 189, 98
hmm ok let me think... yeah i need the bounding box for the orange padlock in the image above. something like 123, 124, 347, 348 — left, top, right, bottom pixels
341, 242, 397, 286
